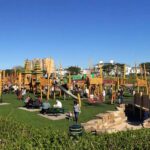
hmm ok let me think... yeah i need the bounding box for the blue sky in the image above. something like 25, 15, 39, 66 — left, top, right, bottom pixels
0, 0, 150, 69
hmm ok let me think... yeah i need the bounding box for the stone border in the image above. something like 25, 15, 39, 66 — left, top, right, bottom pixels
0, 103, 10, 106
18, 107, 41, 112
38, 113, 67, 120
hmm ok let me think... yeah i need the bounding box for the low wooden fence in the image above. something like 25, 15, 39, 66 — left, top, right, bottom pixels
134, 94, 150, 111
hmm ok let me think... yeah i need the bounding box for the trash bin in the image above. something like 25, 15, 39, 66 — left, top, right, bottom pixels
69, 124, 83, 136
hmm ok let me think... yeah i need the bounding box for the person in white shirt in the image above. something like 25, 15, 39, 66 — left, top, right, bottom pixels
85, 87, 89, 98
22, 88, 26, 97
53, 100, 62, 108
73, 101, 81, 124
102, 89, 106, 102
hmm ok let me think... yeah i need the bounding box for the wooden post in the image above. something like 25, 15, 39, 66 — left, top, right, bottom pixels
140, 94, 142, 121
140, 65, 143, 80
18, 72, 22, 90
59, 89, 62, 97
40, 86, 43, 100
135, 63, 138, 80
137, 86, 140, 94
54, 89, 56, 100
68, 72, 71, 91
144, 64, 148, 95
2, 70, 5, 80
0, 70, 2, 103
59, 64, 62, 98
117, 77, 119, 91
78, 93, 81, 108
54, 67, 56, 100
135, 64, 139, 93
99, 66, 103, 94
47, 73, 50, 101
123, 64, 126, 84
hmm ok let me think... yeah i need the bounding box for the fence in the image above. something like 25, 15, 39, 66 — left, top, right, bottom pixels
134, 93, 150, 110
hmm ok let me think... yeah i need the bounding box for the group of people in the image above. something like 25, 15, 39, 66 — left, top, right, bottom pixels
24, 96, 42, 108
3, 83, 19, 94
108, 86, 124, 104
88, 85, 124, 104
40, 99, 63, 114
16, 88, 27, 100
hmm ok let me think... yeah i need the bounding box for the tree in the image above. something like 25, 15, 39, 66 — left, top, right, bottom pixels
102, 63, 125, 77
102, 64, 115, 76
12, 66, 24, 72
5, 69, 14, 75
5, 66, 24, 76
66, 66, 81, 75
115, 63, 126, 77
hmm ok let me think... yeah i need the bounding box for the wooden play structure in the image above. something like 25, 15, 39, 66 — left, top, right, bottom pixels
88, 65, 103, 104
22, 60, 32, 90
134, 64, 149, 95
132, 64, 150, 120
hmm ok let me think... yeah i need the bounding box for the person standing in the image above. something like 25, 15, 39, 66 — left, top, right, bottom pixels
120, 88, 124, 104
109, 85, 113, 104
73, 101, 80, 124
102, 89, 106, 102
85, 86, 89, 98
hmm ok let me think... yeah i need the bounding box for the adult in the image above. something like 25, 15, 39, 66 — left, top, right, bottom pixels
133, 90, 136, 96
31, 96, 42, 108
37, 96, 42, 104
53, 100, 62, 108
24, 95, 31, 106
22, 88, 27, 99
26, 97, 34, 108
118, 88, 124, 104
102, 89, 106, 102
3, 84, 9, 94
85, 87, 89, 98
73, 101, 81, 124
109, 85, 113, 104
41, 101, 51, 114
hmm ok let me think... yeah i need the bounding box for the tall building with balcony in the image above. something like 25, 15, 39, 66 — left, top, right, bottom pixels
25, 58, 55, 74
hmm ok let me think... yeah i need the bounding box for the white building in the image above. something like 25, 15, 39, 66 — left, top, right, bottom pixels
125, 65, 132, 75
130, 67, 141, 74
56, 69, 68, 76
82, 69, 91, 75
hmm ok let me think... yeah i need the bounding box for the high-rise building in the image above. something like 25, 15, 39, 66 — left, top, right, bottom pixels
25, 58, 55, 74
43, 58, 55, 73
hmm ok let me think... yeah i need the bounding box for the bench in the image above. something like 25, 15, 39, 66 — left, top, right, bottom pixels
46, 108, 65, 116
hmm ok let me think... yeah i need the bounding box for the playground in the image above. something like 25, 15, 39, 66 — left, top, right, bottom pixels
0, 93, 117, 131
0, 60, 150, 134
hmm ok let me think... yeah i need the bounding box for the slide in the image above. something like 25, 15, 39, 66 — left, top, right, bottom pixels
56, 83, 78, 100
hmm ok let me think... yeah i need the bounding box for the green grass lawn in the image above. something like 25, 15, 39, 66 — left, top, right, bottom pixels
0, 93, 124, 132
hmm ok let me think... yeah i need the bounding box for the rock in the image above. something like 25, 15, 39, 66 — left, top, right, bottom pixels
83, 104, 128, 134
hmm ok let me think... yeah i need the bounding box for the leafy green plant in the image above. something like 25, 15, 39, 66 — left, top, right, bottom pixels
1, 117, 150, 150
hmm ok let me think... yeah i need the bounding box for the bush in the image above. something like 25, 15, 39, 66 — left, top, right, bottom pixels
0, 117, 150, 150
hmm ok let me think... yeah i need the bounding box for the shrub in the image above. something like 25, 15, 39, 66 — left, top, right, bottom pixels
0, 117, 150, 150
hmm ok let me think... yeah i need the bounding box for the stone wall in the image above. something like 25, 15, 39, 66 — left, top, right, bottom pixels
82, 104, 128, 134
82, 104, 150, 134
